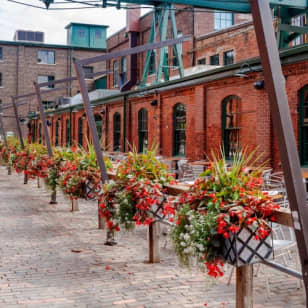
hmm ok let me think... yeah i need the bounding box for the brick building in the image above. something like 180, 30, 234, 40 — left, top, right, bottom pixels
18, 8, 308, 169
0, 23, 108, 136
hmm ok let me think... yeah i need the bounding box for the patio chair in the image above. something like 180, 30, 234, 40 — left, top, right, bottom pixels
178, 161, 194, 183
191, 164, 205, 179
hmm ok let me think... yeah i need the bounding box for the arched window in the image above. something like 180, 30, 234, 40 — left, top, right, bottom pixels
94, 114, 103, 141
173, 103, 186, 156
31, 121, 36, 143
39, 123, 42, 144
113, 60, 118, 87
299, 85, 308, 165
55, 121, 59, 146
66, 119, 71, 147
78, 117, 83, 147
222, 95, 241, 160
138, 108, 148, 153
113, 113, 121, 151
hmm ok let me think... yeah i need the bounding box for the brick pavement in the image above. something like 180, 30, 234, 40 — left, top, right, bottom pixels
0, 165, 306, 308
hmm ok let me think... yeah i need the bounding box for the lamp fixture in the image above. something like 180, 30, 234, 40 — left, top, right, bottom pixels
254, 80, 265, 90
150, 99, 158, 106
234, 63, 254, 79
100, 109, 105, 115
82, 113, 86, 119
46, 120, 52, 127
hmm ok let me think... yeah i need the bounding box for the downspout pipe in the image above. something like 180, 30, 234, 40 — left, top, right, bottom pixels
120, 31, 138, 92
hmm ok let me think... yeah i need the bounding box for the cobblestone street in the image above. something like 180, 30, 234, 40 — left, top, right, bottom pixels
0, 166, 305, 308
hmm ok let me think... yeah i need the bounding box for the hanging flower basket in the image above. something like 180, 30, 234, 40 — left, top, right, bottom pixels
222, 225, 273, 267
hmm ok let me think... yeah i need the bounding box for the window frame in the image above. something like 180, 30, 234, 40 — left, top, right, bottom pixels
94, 114, 103, 141
37, 75, 55, 88
37, 50, 55, 65
197, 58, 206, 65
66, 119, 71, 147
55, 121, 60, 147
222, 95, 241, 160
113, 60, 119, 87
138, 108, 148, 153
214, 11, 234, 31
210, 54, 220, 66
149, 50, 156, 75
83, 66, 94, 79
223, 50, 234, 66
0, 47, 3, 61
173, 103, 186, 157
0, 72, 2, 87
78, 117, 83, 147
113, 112, 121, 152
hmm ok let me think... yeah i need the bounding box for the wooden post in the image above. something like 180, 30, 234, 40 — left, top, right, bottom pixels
37, 177, 40, 188
149, 221, 160, 263
236, 265, 253, 308
50, 190, 57, 204
7, 165, 11, 175
24, 173, 28, 184
98, 201, 105, 229
71, 199, 79, 212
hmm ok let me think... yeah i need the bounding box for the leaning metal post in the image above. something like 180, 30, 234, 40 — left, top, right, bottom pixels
73, 59, 113, 243
0, 114, 11, 175
250, 0, 308, 304
33, 82, 57, 204
11, 97, 28, 184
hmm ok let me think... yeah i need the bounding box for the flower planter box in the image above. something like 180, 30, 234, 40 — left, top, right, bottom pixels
222, 226, 273, 267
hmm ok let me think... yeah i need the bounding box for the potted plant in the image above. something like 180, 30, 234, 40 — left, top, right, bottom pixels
171, 149, 279, 277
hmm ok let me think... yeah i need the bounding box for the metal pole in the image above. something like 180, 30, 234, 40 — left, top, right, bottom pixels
33, 82, 56, 204
33, 82, 53, 157
249, 0, 308, 302
0, 114, 11, 175
11, 97, 25, 149
73, 60, 109, 184
12, 97, 27, 184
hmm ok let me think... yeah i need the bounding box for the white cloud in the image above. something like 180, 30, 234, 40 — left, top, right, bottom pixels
0, 0, 130, 44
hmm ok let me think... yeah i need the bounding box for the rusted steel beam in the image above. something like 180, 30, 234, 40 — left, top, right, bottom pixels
73, 60, 109, 183
77, 35, 191, 66
33, 82, 53, 157
249, 0, 308, 302
37, 69, 112, 88
11, 97, 25, 150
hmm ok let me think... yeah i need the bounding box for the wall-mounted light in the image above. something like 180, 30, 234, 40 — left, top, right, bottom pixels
57, 117, 61, 121
46, 120, 52, 127
100, 109, 105, 115
254, 80, 265, 90
234, 63, 254, 79
82, 113, 86, 119
150, 99, 158, 106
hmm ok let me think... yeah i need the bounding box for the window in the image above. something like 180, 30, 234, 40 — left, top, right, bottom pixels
223, 50, 234, 66
222, 96, 241, 160
94, 114, 102, 141
149, 50, 156, 75
31, 121, 36, 143
210, 54, 220, 66
39, 123, 42, 144
113, 113, 121, 151
0, 72, 2, 87
292, 15, 306, 46
83, 66, 94, 79
0, 47, 2, 61
298, 86, 308, 165
120, 57, 127, 86
138, 108, 148, 153
214, 11, 234, 31
78, 117, 83, 146
197, 58, 206, 65
38, 50, 55, 64
78, 29, 85, 38
66, 119, 71, 147
37, 75, 55, 88
113, 60, 118, 87
42, 101, 55, 110
173, 103, 186, 156
172, 32, 182, 67
95, 30, 102, 39
55, 121, 59, 147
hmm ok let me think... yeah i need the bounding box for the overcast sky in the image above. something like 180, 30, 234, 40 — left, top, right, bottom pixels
0, 0, 148, 44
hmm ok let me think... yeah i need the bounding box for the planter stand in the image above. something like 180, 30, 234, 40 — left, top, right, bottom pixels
37, 177, 40, 188
7, 165, 11, 175
222, 226, 273, 266
24, 173, 28, 184
149, 221, 160, 263
71, 199, 79, 212
98, 201, 105, 230
236, 265, 253, 308
104, 229, 117, 246
49, 190, 57, 204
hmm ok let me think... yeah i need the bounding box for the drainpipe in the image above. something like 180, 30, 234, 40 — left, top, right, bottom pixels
120, 32, 138, 92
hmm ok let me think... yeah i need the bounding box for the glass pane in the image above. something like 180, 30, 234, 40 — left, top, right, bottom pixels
173, 104, 186, 156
